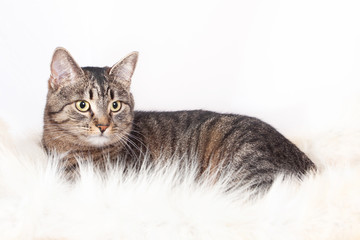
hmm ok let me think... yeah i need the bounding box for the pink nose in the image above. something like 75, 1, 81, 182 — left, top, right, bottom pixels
96, 124, 109, 133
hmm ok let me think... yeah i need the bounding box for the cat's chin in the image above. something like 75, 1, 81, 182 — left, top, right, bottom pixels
86, 136, 110, 147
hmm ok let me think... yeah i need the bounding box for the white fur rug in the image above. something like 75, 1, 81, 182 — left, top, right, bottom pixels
0, 120, 360, 240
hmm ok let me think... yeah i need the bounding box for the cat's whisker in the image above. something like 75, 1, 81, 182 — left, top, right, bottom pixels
123, 121, 147, 139
117, 136, 135, 157
125, 133, 147, 157
120, 136, 140, 160
125, 138, 143, 157
114, 135, 136, 159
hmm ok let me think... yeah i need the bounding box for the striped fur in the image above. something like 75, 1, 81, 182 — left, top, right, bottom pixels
42, 48, 316, 189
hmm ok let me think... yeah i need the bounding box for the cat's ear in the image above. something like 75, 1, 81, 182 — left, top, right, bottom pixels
49, 47, 84, 90
109, 51, 138, 89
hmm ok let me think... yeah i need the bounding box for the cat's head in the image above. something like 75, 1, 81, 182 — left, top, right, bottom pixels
43, 47, 138, 148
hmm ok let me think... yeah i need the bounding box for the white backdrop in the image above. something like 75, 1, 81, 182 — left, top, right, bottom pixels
1, 0, 360, 136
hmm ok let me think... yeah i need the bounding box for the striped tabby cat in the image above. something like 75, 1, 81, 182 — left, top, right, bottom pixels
42, 48, 315, 189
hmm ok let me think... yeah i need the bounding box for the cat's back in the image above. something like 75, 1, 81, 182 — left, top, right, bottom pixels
132, 110, 315, 181
133, 110, 288, 143
133, 110, 249, 145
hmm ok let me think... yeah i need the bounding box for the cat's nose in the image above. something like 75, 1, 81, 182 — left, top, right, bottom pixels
96, 124, 109, 133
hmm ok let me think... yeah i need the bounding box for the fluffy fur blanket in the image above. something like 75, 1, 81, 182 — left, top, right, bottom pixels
0, 120, 359, 240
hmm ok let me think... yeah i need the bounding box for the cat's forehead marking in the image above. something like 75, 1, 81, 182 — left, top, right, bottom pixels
88, 87, 100, 100
89, 89, 94, 100
80, 67, 130, 103
109, 89, 114, 100
82, 67, 109, 97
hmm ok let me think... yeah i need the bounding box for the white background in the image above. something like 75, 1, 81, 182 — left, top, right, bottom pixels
1, 0, 360, 136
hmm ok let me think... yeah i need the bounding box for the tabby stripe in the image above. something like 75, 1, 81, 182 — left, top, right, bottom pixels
48, 118, 70, 124
46, 120, 84, 139
110, 89, 114, 100
185, 117, 197, 159
194, 122, 208, 171
219, 116, 248, 146
200, 117, 223, 169
48, 103, 73, 115
167, 113, 182, 154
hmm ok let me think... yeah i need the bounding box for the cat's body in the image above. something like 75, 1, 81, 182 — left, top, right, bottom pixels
42, 48, 315, 189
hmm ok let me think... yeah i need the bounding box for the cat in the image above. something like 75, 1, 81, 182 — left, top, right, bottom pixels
42, 47, 316, 189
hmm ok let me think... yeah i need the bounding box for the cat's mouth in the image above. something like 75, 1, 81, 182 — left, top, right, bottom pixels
87, 135, 110, 147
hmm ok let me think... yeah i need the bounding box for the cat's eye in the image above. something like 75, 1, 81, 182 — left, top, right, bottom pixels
110, 101, 122, 112
75, 100, 90, 112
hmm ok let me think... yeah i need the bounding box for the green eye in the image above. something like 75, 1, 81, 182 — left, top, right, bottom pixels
75, 100, 90, 112
110, 101, 122, 112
